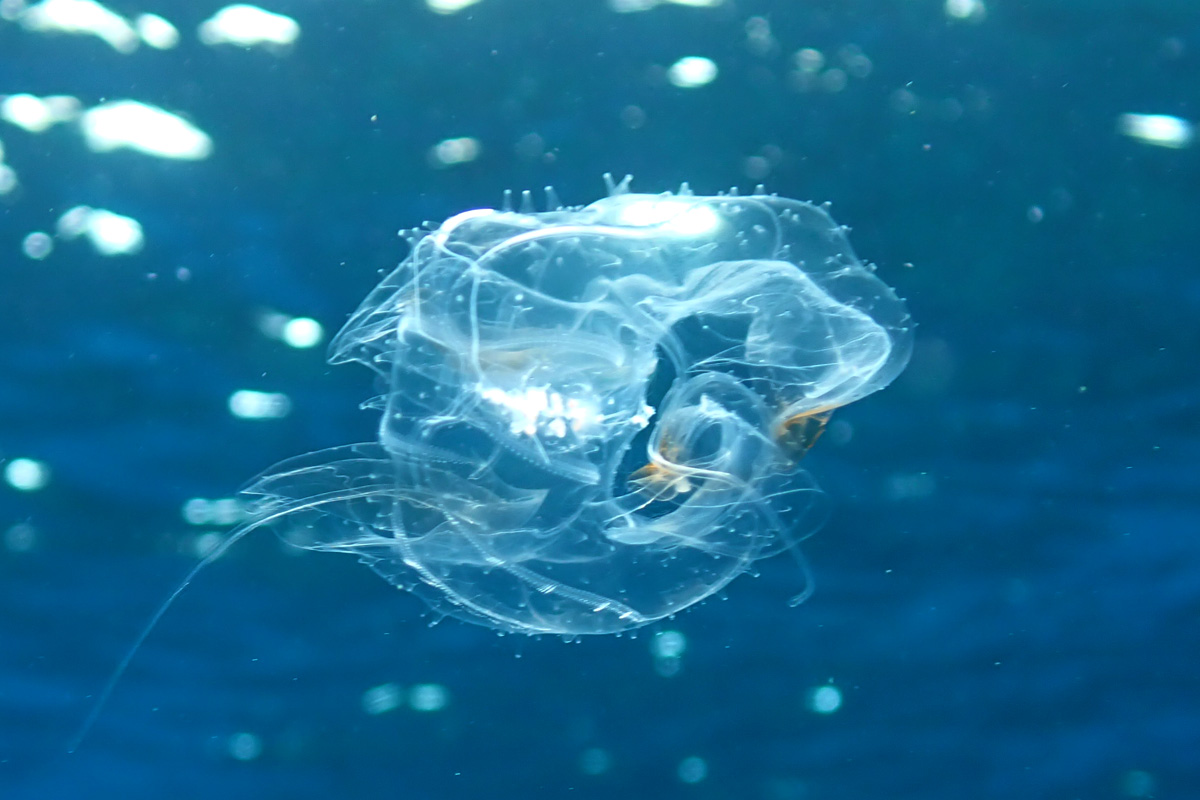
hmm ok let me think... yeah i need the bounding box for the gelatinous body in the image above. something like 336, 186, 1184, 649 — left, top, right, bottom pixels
69, 181, 912, 751
241, 181, 913, 635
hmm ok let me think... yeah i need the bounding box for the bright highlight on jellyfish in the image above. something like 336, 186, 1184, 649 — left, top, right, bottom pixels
69, 177, 911, 751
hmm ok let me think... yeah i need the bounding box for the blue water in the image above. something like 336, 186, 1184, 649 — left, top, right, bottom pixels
2, 1, 1197, 798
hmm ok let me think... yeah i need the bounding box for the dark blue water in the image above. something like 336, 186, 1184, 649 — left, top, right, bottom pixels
2, 1, 1197, 798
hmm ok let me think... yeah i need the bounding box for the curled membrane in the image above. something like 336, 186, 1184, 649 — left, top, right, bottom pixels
247, 183, 913, 635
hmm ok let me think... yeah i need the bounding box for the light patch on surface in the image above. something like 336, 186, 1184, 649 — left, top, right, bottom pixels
790, 45, 874, 94
429, 136, 481, 167
818, 68, 848, 93
361, 683, 404, 715
667, 56, 718, 88
1120, 770, 1157, 798
579, 747, 612, 775
80, 100, 212, 160
650, 629, 686, 677
227, 732, 262, 761
610, 0, 723, 11
794, 48, 825, 74
744, 16, 776, 57
4, 457, 50, 491
22, 231, 54, 259
188, 531, 224, 559
57, 206, 144, 255
0, 137, 11, 194
1117, 113, 1194, 149
281, 317, 323, 348
884, 471, 937, 501
619, 105, 646, 129
408, 683, 449, 712
198, 5, 300, 49
807, 684, 843, 714
743, 155, 770, 180
258, 311, 324, 348
677, 756, 708, 784
838, 44, 873, 79
945, 0, 986, 21
135, 13, 179, 49
426, 0, 483, 13
181, 497, 246, 526
4, 523, 39, 553
0, 93, 81, 133
228, 389, 292, 419
18, 0, 138, 52
650, 629, 687, 659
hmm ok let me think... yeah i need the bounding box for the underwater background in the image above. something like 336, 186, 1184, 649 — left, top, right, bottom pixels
1, 0, 1197, 798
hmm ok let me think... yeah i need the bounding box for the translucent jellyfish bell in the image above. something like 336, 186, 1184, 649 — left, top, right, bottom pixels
70, 178, 912, 750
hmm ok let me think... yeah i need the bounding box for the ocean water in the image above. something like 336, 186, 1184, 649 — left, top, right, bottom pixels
1, 1, 1197, 798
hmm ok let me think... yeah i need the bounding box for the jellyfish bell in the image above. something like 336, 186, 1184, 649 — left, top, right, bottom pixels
69, 176, 911, 751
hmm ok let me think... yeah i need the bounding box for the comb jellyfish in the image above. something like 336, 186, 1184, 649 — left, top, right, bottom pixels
70, 176, 912, 749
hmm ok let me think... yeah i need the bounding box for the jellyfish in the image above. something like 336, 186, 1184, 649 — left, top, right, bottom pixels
69, 176, 912, 750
